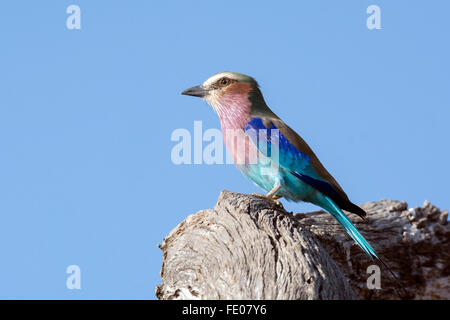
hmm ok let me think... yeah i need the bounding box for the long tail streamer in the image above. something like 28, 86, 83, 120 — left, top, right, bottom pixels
323, 196, 408, 298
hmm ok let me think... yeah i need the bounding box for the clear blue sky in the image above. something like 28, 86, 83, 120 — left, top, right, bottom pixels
0, 1, 448, 299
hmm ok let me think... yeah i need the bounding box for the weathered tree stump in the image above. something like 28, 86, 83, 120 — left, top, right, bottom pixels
299, 199, 449, 299
156, 191, 355, 300
156, 191, 449, 300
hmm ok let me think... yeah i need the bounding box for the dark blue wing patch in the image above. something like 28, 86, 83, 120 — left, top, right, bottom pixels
245, 117, 310, 163
245, 118, 365, 217
245, 117, 343, 202
290, 171, 342, 202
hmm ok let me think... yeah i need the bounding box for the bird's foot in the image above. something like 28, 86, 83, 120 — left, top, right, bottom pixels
251, 193, 283, 208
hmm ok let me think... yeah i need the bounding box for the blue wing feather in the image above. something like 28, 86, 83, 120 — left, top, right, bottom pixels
245, 117, 378, 261
245, 117, 334, 191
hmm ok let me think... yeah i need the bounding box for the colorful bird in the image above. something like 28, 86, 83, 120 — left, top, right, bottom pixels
182, 71, 378, 260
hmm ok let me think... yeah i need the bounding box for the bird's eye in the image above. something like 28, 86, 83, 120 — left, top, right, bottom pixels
220, 78, 230, 86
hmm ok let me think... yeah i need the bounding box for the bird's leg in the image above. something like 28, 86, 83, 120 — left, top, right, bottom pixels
266, 185, 282, 199
251, 185, 283, 207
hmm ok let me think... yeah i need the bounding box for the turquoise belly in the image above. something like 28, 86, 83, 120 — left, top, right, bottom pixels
238, 161, 318, 203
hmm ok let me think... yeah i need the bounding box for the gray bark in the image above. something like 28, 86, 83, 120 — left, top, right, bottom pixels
156, 191, 449, 300
299, 199, 449, 299
156, 191, 355, 300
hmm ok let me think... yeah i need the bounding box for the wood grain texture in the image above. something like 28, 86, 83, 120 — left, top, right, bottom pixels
299, 199, 449, 299
156, 191, 355, 300
156, 191, 449, 300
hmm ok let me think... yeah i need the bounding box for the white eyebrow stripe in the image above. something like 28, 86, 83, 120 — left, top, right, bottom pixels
203, 72, 253, 87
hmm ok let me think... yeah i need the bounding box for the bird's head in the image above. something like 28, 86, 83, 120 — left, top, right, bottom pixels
182, 72, 264, 118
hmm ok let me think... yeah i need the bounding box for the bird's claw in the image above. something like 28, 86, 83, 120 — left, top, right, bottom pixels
251, 193, 283, 208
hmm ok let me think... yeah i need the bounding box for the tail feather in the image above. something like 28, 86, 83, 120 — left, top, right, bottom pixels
323, 196, 378, 260
341, 201, 368, 220
322, 196, 409, 298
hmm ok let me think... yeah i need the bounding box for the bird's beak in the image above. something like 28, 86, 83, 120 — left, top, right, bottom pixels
181, 85, 209, 98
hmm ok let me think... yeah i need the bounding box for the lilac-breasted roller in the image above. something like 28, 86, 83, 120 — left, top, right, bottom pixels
182, 71, 378, 261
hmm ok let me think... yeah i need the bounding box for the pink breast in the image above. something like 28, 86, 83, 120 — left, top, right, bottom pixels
214, 82, 257, 166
